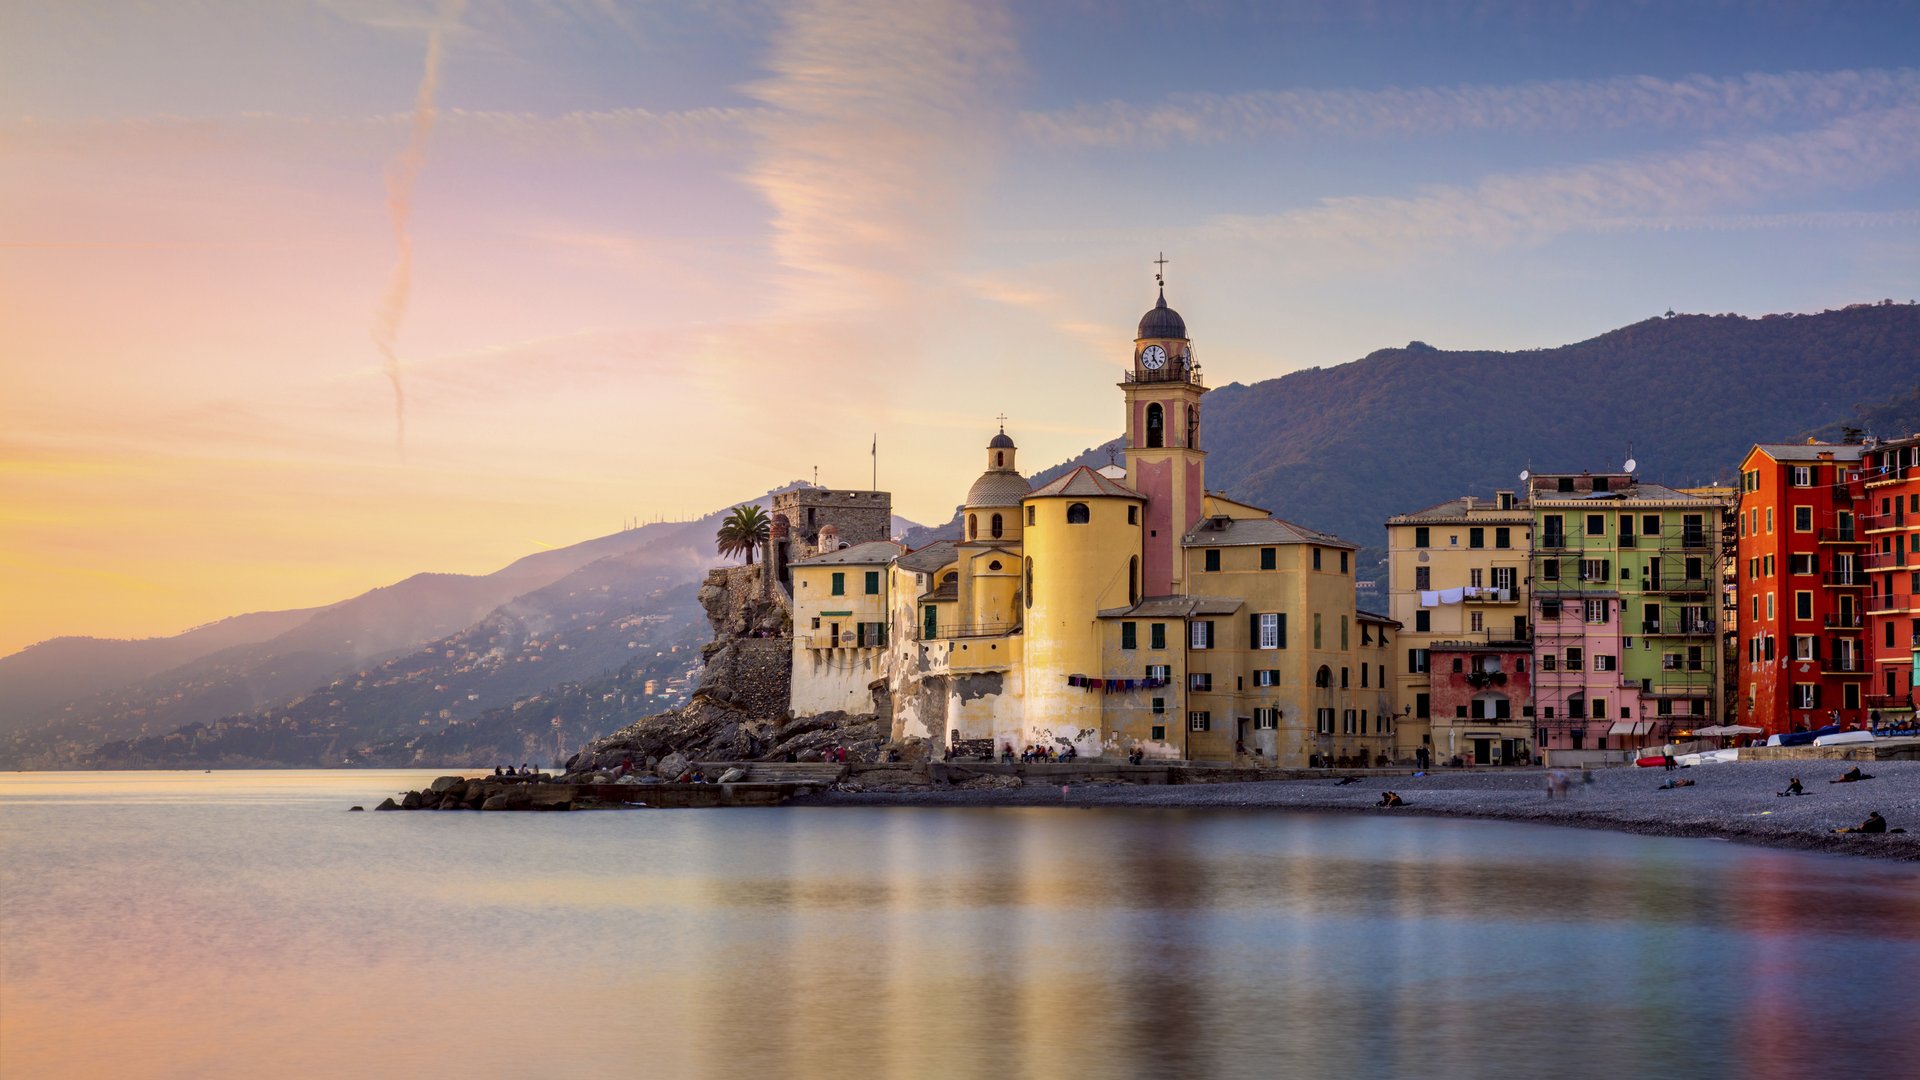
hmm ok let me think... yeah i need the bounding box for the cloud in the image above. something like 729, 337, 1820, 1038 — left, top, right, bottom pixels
1207, 105, 1920, 259
1020, 67, 1920, 147
739, 0, 1016, 317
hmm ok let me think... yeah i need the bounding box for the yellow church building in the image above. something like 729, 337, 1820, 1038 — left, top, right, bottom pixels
789, 284, 1399, 765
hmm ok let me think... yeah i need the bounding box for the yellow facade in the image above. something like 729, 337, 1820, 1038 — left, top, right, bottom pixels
786, 284, 1398, 765
789, 541, 902, 715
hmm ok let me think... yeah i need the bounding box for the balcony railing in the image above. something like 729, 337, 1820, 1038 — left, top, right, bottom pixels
1643, 576, 1712, 594
1861, 549, 1907, 569
802, 632, 886, 650
1866, 595, 1910, 615
1860, 512, 1903, 532
945, 621, 1019, 639
1822, 656, 1866, 673
1824, 570, 1869, 587
1463, 587, 1518, 603
1826, 612, 1864, 629
1818, 526, 1860, 544
1864, 693, 1913, 710
1640, 619, 1717, 637
1863, 464, 1913, 487
1122, 365, 1204, 387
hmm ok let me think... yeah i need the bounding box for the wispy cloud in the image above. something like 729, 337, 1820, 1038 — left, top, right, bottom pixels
740, 0, 1016, 316
1021, 67, 1920, 147
1208, 105, 1920, 258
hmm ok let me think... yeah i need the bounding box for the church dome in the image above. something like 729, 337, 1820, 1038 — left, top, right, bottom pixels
988, 430, 1015, 449
966, 471, 1032, 509
1137, 289, 1186, 340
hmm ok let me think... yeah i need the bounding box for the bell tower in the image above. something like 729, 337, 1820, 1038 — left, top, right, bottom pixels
1121, 258, 1207, 597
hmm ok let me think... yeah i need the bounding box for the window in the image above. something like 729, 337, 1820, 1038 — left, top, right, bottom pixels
1793, 684, 1817, 709
1151, 724, 1166, 740
1313, 548, 1323, 570
1204, 548, 1221, 572
1580, 558, 1610, 582
1495, 527, 1511, 549
1340, 615, 1349, 650
1361, 664, 1370, 687
862, 571, 880, 595
1595, 654, 1616, 671
1415, 567, 1431, 590
1767, 593, 1775, 619
1558, 477, 1575, 492
1767, 507, 1774, 533
1794, 592, 1813, 620
1762, 554, 1774, 577
1316, 708, 1335, 734
1150, 623, 1166, 650
1543, 559, 1560, 582
1261, 547, 1276, 570
1121, 622, 1137, 650
1794, 506, 1812, 532
1340, 550, 1348, 573
1145, 403, 1164, 448
831, 572, 845, 596
1254, 708, 1278, 730
1541, 599, 1561, 619
1315, 665, 1333, 688
1791, 465, 1812, 487
1255, 613, 1283, 649
1147, 664, 1171, 681
1151, 698, 1165, 716
1343, 709, 1358, 734
1255, 669, 1279, 687
1189, 711, 1210, 731
1190, 621, 1214, 649
1025, 558, 1033, 609
1790, 553, 1815, 575
1026, 506, 1035, 527
1127, 506, 1137, 525
1470, 527, 1485, 548
1313, 613, 1323, 648
1470, 568, 1484, 588
1565, 647, 1584, 670
1492, 566, 1516, 592
1415, 527, 1430, 548
1586, 513, 1605, 536
1340, 666, 1350, 688
1408, 649, 1429, 674
1415, 693, 1430, 718
1470, 612, 1484, 632
1189, 672, 1212, 692
990, 513, 1003, 539
1066, 502, 1090, 524
1793, 635, 1815, 661
1585, 599, 1609, 624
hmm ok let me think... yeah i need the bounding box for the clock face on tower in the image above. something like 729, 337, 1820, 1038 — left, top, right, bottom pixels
1140, 344, 1167, 370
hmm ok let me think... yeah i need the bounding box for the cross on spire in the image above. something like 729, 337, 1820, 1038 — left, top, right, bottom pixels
1153, 252, 1168, 288
995, 412, 1009, 432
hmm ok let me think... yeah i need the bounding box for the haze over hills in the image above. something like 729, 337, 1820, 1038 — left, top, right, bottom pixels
0, 486, 846, 767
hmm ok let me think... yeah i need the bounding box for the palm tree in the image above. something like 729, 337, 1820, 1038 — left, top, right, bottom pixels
715, 503, 770, 565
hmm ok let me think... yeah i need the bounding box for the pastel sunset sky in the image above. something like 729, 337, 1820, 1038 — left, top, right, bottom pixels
4, 0, 1918, 655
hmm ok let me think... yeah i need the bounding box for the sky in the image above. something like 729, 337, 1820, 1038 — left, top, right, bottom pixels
3, 0, 1919, 655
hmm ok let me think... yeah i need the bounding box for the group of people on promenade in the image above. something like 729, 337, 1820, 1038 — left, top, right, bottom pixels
1007, 742, 1078, 764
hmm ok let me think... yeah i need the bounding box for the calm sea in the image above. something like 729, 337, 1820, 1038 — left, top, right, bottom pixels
2, 770, 1917, 1080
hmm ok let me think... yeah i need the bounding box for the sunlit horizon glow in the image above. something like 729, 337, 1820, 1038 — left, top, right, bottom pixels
3, 1, 1918, 655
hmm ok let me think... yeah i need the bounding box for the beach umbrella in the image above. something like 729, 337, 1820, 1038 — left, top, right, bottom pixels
1720, 725, 1762, 735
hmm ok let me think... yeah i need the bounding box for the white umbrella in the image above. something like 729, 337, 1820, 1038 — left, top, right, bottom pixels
1719, 724, 1763, 735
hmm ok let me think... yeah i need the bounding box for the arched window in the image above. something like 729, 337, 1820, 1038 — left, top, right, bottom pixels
1024, 558, 1034, 608
995, 451, 1004, 467
1188, 404, 1200, 448
1145, 404, 1164, 448
968, 514, 978, 540
990, 513, 1003, 539
987, 560, 1002, 571
1128, 556, 1139, 605
1315, 665, 1333, 689
1066, 502, 1090, 524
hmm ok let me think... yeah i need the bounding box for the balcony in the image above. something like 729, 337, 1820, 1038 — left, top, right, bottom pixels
1463, 587, 1518, 603
1867, 595, 1912, 615
1865, 693, 1914, 711
1643, 576, 1711, 595
945, 621, 1019, 639
1860, 512, 1903, 533
1818, 526, 1860, 544
1539, 534, 1571, 550
1122, 365, 1204, 388
1861, 549, 1907, 570
1863, 463, 1913, 488
1822, 656, 1867, 673
1824, 570, 1869, 587
802, 632, 885, 650
1826, 612, 1864, 629
1641, 619, 1717, 637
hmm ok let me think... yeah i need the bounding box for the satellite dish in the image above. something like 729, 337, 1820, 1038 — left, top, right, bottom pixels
1519, 469, 1530, 482
1624, 458, 1638, 473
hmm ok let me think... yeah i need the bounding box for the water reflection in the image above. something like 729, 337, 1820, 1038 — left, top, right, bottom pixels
3, 777, 1918, 1080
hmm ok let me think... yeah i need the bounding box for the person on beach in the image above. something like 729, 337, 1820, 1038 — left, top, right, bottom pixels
1546, 770, 1569, 799
1778, 777, 1805, 797
1830, 766, 1875, 783
1657, 778, 1695, 790
1663, 753, 1677, 772
1377, 791, 1405, 807
1834, 811, 1892, 834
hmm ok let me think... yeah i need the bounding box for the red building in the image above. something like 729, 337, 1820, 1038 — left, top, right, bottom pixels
1426, 642, 1533, 766
1734, 442, 1869, 735
1861, 433, 1920, 720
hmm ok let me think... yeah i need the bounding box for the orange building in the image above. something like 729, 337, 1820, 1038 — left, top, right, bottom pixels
1860, 433, 1920, 720
1734, 442, 1869, 735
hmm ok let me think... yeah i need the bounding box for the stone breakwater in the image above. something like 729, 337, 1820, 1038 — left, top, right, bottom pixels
800, 759, 1920, 862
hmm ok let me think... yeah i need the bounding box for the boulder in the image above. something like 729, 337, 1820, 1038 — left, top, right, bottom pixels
428, 775, 465, 794
717, 767, 747, 784
374, 797, 399, 811
480, 794, 512, 811
400, 791, 424, 810
348, 806, 365, 812
656, 751, 691, 780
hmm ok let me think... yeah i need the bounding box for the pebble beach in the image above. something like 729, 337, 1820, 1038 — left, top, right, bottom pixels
803, 759, 1920, 861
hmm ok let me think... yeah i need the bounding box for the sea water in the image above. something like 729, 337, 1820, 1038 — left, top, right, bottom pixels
3, 770, 1917, 1080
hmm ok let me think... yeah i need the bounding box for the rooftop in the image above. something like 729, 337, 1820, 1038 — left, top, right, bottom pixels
1750, 442, 1867, 464
791, 540, 903, 567
1027, 465, 1143, 500
1387, 495, 1531, 524
896, 540, 958, 573
1098, 595, 1244, 619
1182, 515, 1356, 550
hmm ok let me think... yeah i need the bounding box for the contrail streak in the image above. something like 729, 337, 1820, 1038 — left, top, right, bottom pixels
373, 0, 466, 458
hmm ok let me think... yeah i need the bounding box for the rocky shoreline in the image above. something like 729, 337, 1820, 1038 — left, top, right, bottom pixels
796, 759, 1920, 862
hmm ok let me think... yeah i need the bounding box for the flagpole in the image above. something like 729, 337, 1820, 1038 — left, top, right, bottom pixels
872, 433, 877, 490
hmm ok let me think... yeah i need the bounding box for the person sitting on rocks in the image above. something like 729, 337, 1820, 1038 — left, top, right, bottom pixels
1657, 778, 1696, 790
494, 765, 504, 776
674, 769, 695, 783
1834, 811, 1899, 834
1377, 791, 1405, 808
1777, 777, 1805, 797
1829, 766, 1875, 783
689, 769, 707, 784
1335, 776, 1360, 786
